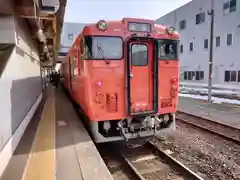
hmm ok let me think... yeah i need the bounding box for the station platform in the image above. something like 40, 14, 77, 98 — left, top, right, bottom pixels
178, 96, 240, 129
1, 86, 113, 180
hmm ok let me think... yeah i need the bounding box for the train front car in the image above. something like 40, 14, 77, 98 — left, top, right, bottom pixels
79, 18, 179, 143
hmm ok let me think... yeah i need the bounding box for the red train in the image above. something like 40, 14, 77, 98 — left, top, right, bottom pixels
61, 18, 180, 143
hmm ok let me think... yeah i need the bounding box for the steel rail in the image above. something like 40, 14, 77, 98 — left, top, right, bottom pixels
176, 111, 240, 144
119, 141, 203, 180
120, 153, 146, 180
147, 141, 204, 180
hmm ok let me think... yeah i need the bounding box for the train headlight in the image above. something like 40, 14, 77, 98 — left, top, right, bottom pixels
166, 26, 176, 35
97, 20, 108, 31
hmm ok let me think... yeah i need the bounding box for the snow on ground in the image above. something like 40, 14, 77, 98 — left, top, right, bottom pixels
179, 82, 240, 97
179, 93, 240, 105
180, 87, 240, 96
180, 82, 240, 91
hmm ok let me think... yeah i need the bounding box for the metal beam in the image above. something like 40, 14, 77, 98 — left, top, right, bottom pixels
0, 0, 14, 14
16, 6, 54, 20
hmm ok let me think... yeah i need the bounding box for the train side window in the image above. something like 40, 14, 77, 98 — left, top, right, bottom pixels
131, 44, 148, 66
158, 40, 178, 60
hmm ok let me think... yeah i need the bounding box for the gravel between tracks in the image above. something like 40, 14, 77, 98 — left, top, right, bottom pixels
177, 111, 240, 142
155, 121, 240, 180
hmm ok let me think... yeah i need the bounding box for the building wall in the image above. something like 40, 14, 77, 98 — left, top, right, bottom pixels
59, 22, 87, 55
156, 0, 240, 87
0, 16, 42, 176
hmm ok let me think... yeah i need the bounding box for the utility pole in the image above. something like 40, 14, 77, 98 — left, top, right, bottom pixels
208, 0, 214, 103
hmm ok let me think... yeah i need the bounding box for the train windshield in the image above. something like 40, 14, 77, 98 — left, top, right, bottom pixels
157, 40, 179, 60
85, 36, 123, 60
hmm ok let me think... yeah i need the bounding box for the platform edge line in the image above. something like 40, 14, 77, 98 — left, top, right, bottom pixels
22, 88, 55, 180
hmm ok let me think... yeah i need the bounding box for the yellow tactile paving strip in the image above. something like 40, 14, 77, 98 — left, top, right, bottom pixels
22, 87, 55, 180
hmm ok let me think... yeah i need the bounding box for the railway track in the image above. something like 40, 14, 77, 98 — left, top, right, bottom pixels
176, 111, 240, 144
98, 142, 203, 180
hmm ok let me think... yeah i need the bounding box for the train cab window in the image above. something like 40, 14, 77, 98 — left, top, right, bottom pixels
158, 40, 178, 60
84, 36, 122, 60
131, 44, 148, 66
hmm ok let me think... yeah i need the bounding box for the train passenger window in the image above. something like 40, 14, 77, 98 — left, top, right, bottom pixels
84, 36, 122, 60
158, 40, 178, 60
131, 44, 148, 66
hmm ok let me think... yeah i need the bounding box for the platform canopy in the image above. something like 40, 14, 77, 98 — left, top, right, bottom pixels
0, 0, 67, 66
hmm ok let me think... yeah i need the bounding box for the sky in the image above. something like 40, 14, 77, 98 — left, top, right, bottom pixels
64, 0, 192, 23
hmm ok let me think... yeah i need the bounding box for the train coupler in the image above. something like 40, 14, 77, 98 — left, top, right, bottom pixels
118, 122, 128, 141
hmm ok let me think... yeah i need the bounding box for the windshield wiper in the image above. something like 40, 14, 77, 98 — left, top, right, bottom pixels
97, 46, 110, 64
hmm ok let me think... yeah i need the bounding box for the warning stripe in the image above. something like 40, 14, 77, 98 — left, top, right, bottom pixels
22, 87, 56, 180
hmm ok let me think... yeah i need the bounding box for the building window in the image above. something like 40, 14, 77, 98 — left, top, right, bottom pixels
200, 71, 204, 80
179, 20, 186, 30
227, 34, 232, 45
230, 0, 237, 12
190, 42, 193, 51
184, 71, 204, 81
196, 12, 205, 24
196, 71, 200, 80
225, 71, 230, 82
231, 71, 237, 81
225, 70, 237, 82
223, 0, 237, 14
216, 36, 221, 47
238, 71, 240, 82
196, 71, 204, 80
188, 71, 194, 80
68, 33, 73, 40
184, 71, 187, 80
180, 44, 183, 53
204, 39, 208, 49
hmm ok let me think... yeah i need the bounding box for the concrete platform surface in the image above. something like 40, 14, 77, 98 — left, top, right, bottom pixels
1, 86, 113, 180
178, 96, 240, 129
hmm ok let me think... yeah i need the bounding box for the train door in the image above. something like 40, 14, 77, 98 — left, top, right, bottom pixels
127, 40, 157, 115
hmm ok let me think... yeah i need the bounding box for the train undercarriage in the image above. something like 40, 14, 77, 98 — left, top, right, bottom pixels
88, 113, 176, 143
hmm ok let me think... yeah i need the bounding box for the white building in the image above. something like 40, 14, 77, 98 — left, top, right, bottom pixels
59, 22, 87, 56
156, 0, 240, 90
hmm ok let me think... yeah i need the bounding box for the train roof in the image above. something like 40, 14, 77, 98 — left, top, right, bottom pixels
69, 18, 179, 49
